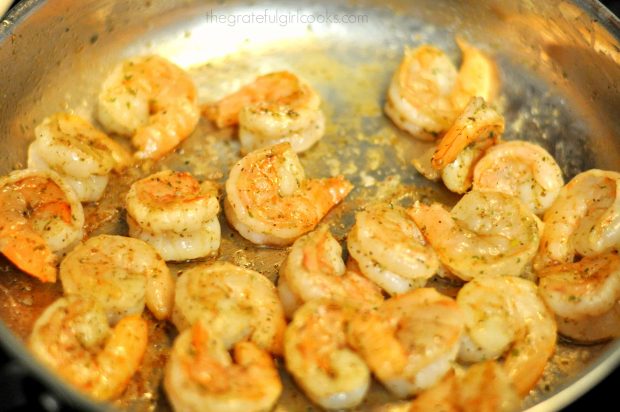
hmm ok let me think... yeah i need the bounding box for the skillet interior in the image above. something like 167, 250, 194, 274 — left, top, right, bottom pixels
1, 0, 620, 410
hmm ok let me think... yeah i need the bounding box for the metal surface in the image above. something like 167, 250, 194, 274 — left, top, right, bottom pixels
1, 0, 620, 411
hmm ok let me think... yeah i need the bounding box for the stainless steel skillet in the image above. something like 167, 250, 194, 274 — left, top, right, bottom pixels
1, 0, 620, 410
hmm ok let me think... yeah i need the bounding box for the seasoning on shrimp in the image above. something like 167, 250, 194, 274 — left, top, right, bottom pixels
172, 261, 286, 355
408, 361, 519, 412
348, 288, 464, 398
204, 71, 326, 154
59, 234, 174, 323
29, 296, 148, 401
284, 300, 370, 410
456, 276, 557, 397
473, 140, 564, 215
277, 225, 384, 318
0, 169, 84, 282
385, 39, 499, 141
409, 191, 542, 281
28, 113, 132, 202
347, 203, 439, 295
534, 169, 620, 271
539, 252, 620, 343
125, 170, 221, 261
165, 316, 282, 412
224, 142, 353, 246
97, 55, 200, 159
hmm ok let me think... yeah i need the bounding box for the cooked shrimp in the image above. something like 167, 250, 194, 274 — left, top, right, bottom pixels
385, 45, 458, 140
385, 40, 500, 141
473, 140, 564, 215
172, 261, 286, 355
204, 71, 325, 154
59, 234, 174, 323
0, 170, 84, 282
347, 203, 439, 295
538, 252, 620, 342
284, 300, 370, 410
431, 97, 503, 194
450, 37, 501, 112
29, 296, 147, 401
126, 170, 221, 261
348, 288, 463, 398
534, 169, 620, 270
28, 113, 132, 202
409, 191, 542, 281
97, 55, 200, 159
277, 226, 383, 318
225, 143, 353, 246
408, 362, 519, 412
165, 317, 282, 412
457, 276, 557, 397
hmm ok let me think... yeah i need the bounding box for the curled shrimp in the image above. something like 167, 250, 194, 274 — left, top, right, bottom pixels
97, 55, 200, 160
473, 140, 564, 215
409, 191, 542, 281
347, 203, 439, 295
28, 113, 132, 202
534, 169, 620, 270
431, 97, 504, 194
59, 234, 174, 323
204, 71, 325, 154
347, 288, 464, 398
0, 170, 84, 282
457, 276, 557, 397
164, 317, 282, 412
408, 362, 519, 412
284, 300, 370, 410
385, 40, 499, 141
225, 143, 353, 246
29, 296, 147, 401
126, 170, 221, 261
277, 225, 383, 318
172, 262, 286, 355
450, 37, 501, 112
538, 252, 620, 343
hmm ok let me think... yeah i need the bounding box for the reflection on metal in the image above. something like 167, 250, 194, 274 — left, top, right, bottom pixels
0, 0, 619, 411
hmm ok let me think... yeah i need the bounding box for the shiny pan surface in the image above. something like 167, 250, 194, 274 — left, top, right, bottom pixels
1, 0, 620, 410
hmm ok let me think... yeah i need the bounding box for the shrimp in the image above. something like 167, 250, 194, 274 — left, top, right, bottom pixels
284, 300, 370, 410
408, 191, 542, 281
225, 143, 353, 246
0, 169, 84, 282
450, 37, 501, 113
347, 203, 439, 295
385, 40, 499, 141
126, 170, 221, 261
277, 225, 384, 318
59, 234, 174, 323
204, 71, 325, 154
431, 97, 504, 194
27, 113, 132, 202
538, 252, 620, 342
534, 170, 620, 270
408, 362, 519, 412
97, 55, 200, 160
385, 45, 458, 141
347, 288, 464, 398
29, 296, 147, 401
172, 261, 286, 355
456, 276, 557, 397
164, 316, 282, 412
473, 140, 564, 215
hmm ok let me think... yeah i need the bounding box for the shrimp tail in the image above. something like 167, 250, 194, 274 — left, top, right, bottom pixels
133, 100, 200, 160
0, 227, 57, 282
